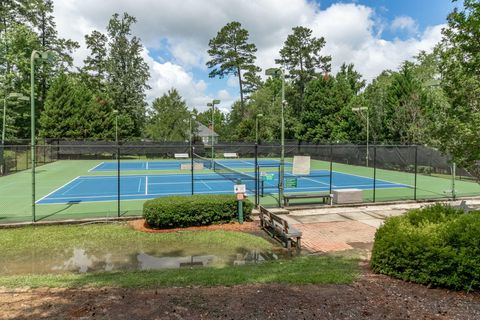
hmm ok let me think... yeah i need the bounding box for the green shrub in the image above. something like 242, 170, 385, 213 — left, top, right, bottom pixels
371, 204, 480, 291
143, 194, 253, 229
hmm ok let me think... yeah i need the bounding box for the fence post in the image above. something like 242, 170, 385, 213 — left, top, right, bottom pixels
255, 143, 259, 207
117, 146, 120, 217
329, 144, 333, 194
373, 146, 377, 203
414, 145, 418, 200
191, 145, 194, 195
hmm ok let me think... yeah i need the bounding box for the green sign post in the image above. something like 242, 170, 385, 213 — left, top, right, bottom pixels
286, 177, 298, 188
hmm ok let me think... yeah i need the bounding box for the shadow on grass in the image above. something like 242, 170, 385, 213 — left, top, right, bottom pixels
36, 201, 80, 222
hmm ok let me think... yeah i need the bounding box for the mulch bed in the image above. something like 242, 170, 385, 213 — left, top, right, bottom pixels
1, 269, 479, 319
128, 219, 261, 233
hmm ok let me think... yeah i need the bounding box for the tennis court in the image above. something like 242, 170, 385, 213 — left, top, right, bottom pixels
89, 159, 292, 171
36, 170, 408, 205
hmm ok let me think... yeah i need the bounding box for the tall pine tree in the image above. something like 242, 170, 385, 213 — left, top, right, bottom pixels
206, 21, 260, 114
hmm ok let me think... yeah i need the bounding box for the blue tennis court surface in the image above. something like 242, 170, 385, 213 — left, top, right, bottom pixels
89, 159, 292, 171
37, 170, 409, 205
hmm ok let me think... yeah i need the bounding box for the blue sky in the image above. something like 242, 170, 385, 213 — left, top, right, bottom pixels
53, 0, 458, 112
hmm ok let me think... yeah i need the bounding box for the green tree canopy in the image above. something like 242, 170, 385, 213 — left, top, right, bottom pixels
206, 21, 260, 114
82, 12, 150, 138
435, 0, 480, 175
145, 89, 190, 142
276, 26, 332, 114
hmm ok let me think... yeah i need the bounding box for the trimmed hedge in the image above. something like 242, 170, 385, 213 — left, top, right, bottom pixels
371, 204, 480, 291
143, 194, 253, 229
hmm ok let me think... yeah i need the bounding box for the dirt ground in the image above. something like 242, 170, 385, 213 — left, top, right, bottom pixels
1, 267, 479, 320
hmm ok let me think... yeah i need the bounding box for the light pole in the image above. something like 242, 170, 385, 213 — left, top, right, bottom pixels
113, 110, 119, 144
352, 106, 369, 167
255, 113, 263, 144
189, 114, 196, 156
206, 99, 220, 165
31, 49, 54, 222
265, 68, 286, 207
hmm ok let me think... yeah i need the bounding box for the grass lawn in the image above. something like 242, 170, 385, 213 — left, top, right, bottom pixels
0, 255, 359, 288
0, 223, 360, 288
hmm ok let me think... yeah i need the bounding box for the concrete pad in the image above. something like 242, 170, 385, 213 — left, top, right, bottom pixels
358, 219, 384, 228
293, 214, 348, 224
338, 211, 374, 221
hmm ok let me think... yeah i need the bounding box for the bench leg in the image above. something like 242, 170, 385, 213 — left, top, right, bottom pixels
287, 239, 292, 250
296, 238, 301, 251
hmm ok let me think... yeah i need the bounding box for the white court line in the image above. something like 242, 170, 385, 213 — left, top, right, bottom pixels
201, 180, 212, 190
145, 176, 148, 195
61, 180, 84, 195
88, 162, 105, 172
35, 176, 81, 203
330, 170, 414, 188
137, 177, 142, 192
146, 162, 149, 170
299, 176, 330, 187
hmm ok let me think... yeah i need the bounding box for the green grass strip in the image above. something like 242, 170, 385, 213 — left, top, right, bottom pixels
0, 255, 360, 288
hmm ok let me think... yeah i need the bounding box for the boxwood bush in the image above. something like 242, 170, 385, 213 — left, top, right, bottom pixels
143, 194, 253, 229
371, 204, 480, 291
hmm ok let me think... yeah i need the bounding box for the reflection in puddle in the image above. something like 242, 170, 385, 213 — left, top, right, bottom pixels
0, 247, 289, 275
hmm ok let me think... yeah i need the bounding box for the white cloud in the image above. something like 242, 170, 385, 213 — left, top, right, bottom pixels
52, 0, 446, 111
391, 16, 419, 35
142, 49, 209, 109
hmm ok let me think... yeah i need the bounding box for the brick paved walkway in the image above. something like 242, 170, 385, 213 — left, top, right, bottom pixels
294, 221, 377, 253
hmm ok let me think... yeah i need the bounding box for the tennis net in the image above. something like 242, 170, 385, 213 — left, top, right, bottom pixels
193, 153, 257, 192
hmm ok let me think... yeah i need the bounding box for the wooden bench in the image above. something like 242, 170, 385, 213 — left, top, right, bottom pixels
174, 153, 189, 159
284, 193, 332, 207
259, 206, 302, 250
223, 152, 238, 158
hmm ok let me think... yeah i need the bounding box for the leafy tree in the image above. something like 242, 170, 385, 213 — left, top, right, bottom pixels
82, 30, 108, 92
82, 12, 150, 138
0, 0, 78, 139
435, 0, 480, 175
206, 21, 260, 114
298, 64, 364, 142
145, 89, 190, 142
383, 62, 429, 144
276, 26, 331, 114
39, 73, 117, 139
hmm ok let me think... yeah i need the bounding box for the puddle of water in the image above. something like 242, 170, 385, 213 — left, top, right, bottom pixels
0, 247, 290, 276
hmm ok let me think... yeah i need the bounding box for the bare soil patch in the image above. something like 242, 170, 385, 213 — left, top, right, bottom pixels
1, 268, 479, 320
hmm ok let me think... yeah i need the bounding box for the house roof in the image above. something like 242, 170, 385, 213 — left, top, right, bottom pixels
196, 122, 218, 137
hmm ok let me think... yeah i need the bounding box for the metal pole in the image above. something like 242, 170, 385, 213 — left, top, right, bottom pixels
255, 117, 258, 144
279, 70, 285, 207
414, 146, 418, 200
373, 146, 377, 203
117, 146, 120, 217
0, 98, 5, 176
329, 144, 333, 194
255, 143, 258, 207
115, 114, 118, 145
452, 162, 456, 200
189, 117, 192, 157
191, 145, 194, 195
211, 104, 214, 166
2, 97, 6, 144
366, 109, 369, 167
30, 51, 37, 222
